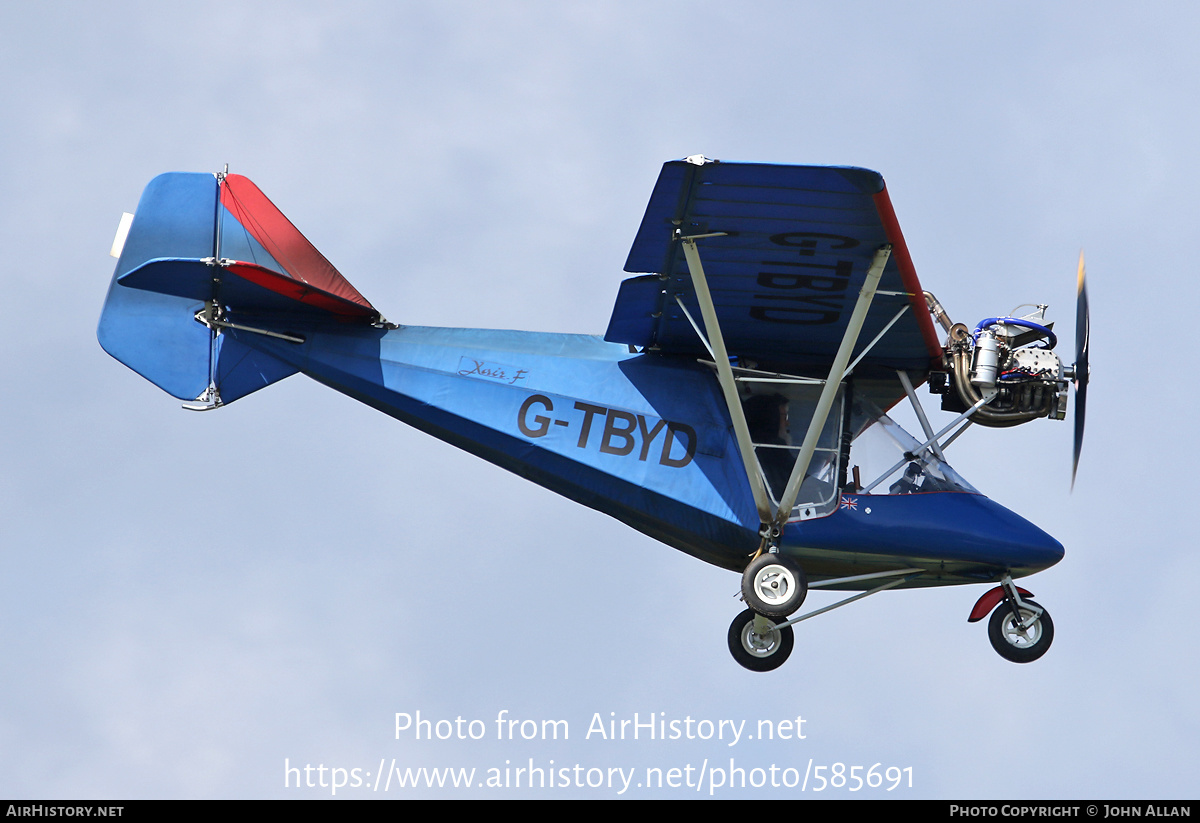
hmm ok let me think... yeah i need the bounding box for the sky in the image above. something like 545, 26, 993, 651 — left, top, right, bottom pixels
2, 1, 1197, 799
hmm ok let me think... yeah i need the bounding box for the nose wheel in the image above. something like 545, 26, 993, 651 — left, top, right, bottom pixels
988, 599, 1054, 663
728, 609, 794, 672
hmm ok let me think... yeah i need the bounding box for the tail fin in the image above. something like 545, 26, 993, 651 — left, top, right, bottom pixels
98, 172, 379, 406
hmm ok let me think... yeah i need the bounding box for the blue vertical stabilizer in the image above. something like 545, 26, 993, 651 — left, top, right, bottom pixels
98, 173, 219, 400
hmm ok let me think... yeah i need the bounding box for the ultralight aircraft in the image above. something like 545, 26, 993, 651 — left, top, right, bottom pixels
98, 157, 1088, 671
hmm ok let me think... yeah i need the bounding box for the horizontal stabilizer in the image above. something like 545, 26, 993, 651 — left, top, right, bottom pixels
118, 258, 378, 320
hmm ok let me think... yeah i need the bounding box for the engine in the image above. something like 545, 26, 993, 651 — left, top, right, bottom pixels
928, 301, 1074, 429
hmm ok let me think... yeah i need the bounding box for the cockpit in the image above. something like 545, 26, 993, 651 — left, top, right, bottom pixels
744, 384, 978, 521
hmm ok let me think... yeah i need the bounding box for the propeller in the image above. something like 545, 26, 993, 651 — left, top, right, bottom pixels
1071, 251, 1089, 489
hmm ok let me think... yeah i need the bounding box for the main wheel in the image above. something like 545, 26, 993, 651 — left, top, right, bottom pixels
988, 599, 1054, 663
741, 553, 808, 617
728, 608, 794, 672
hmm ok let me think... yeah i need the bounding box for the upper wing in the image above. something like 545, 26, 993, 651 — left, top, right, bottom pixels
605, 159, 940, 375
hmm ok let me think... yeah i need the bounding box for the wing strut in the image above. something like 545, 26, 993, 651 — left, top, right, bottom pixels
771, 246, 891, 532
845, 303, 910, 376
679, 235, 774, 524
678, 233, 893, 546
860, 390, 996, 493
898, 369, 945, 462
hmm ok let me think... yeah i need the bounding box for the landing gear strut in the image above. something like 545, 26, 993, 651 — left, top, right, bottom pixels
727, 566, 924, 672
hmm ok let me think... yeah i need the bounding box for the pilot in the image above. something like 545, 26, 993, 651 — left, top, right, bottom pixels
889, 461, 925, 495
745, 392, 838, 509
743, 393, 793, 500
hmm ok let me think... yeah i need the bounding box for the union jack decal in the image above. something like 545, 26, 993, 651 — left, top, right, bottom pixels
839, 495, 858, 511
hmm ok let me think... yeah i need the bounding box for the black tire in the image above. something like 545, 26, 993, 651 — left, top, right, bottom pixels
741, 553, 808, 617
728, 608, 794, 672
988, 599, 1054, 663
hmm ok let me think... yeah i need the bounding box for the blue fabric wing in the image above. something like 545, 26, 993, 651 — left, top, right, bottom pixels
606, 160, 940, 374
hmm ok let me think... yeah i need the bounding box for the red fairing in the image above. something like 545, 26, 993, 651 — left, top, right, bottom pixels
968, 585, 1035, 622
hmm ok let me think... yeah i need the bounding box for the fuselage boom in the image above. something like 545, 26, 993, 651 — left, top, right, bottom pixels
230, 319, 1064, 587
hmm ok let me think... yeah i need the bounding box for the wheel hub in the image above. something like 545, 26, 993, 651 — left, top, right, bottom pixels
741, 623, 780, 657
1001, 610, 1042, 648
754, 565, 795, 605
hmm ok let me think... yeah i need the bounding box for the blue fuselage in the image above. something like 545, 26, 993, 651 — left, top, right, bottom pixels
234, 321, 1064, 588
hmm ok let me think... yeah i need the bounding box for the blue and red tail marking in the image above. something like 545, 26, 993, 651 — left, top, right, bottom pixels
98, 172, 378, 403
